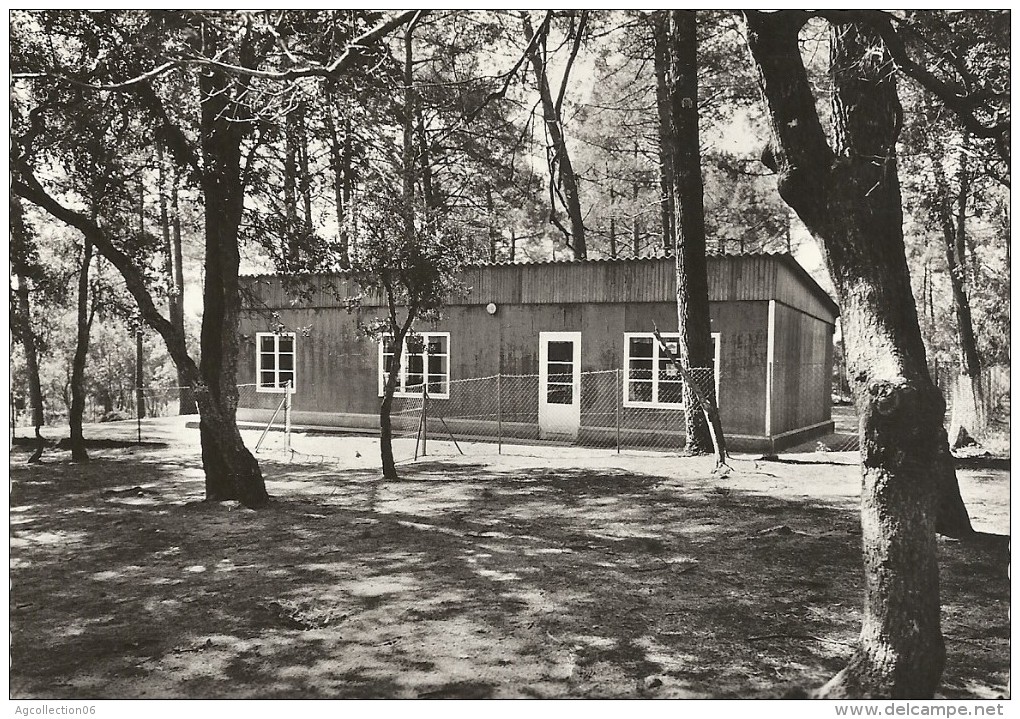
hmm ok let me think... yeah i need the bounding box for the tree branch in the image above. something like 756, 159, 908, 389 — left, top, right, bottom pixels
177, 10, 422, 82
434, 10, 554, 146
743, 11, 834, 224
816, 10, 1009, 158
12, 61, 179, 91
11, 165, 200, 383
133, 82, 203, 177
554, 10, 589, 118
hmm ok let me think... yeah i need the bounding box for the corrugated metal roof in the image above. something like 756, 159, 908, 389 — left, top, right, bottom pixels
239, 249, 793, 278
464, 248, 793, 268
240, 251, 838, 319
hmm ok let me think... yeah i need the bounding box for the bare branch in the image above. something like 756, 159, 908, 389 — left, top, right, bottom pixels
12, 61, 179, 91
554, 10, 589, 118
176, 10, 422, 82
816, 10, 1010, 157
11, 164, 200, 382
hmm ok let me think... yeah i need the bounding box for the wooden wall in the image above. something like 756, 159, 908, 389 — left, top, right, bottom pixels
770, 302, 834, 435
238, 254, 836, 441
237, 298, 773, 436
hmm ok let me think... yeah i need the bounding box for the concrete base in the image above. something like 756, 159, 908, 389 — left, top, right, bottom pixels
237, 408, 836, 455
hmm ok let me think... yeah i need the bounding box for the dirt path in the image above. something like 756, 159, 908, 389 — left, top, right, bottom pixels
9, 419, 1010, 698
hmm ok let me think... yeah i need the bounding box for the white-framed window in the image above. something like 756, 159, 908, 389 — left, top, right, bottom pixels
624, 332, 720, 408
378, 332, 450, 399
256, 332, 296, 392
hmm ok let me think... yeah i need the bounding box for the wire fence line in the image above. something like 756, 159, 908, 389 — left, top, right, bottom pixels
19, 370, 715, 462
238, 368, 720, 465
28, 363, 1008, 466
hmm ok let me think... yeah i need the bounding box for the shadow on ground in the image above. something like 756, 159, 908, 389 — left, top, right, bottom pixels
9, 444, 1009, 699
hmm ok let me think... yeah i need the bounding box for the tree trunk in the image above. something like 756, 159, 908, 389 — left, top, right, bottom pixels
283, 98, 300, 266
377, 18, 424, 482
632, 141, 641, 257
522, 14, 587, 259
379, 389, 398, 479
135, 323, 146, 420
379, 333, 404, 480
195, 45, 269, 508
11, 194, 46, 463
69, 236, 93, 463
609, 179, 618, 258
416, 109, 439, 222
15, 273, 45, 463
931, 133, 985, 447
486, 184, 497, 263
651, 11, 676, 256
379, 314, 416, 480
12, 22, 271, 507
664, 10, 715, 454
167, 162, 197, 414
745, 12, 946, 696
324, 87, 353, 268
298, 104, 313, 247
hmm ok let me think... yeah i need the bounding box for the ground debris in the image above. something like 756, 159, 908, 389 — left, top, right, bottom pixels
749, 525, 808, 539
101, 486, 156, 497
172, 638, 214, 654
9, 414, 1009, 700
254, 599, 349, 631
642, 675, 664, 690
633, 557, 699, 573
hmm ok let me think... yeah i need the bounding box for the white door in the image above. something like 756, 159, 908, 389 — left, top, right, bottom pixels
539, 332, 581, 440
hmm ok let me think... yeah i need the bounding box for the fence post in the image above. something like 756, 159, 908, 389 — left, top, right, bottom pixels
284, 379, 292, 454
615, 368, 621, 454
497, 373, 503, 455
422, 384, 428, 457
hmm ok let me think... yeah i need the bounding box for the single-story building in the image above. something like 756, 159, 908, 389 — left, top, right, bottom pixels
237, 252, 838, 452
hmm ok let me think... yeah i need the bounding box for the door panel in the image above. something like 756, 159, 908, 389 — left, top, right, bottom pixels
539, 332, 581, 439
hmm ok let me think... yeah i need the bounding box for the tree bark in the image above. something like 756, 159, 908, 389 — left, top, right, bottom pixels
379, 319, 413, 480
632, 141, 641, 257
377, 17, 424, 482
69, 236, 94, 462
930, 133, 985, 448
323, 86, 354, 268
11, 195, 46, 463
165, 155, 197, 414
651, 11, 676, 256
608, 179, 618, 258
283, 97, 300, 265
135, 322, 146, 420
15, 273, 45, 464
195, 46, 270, 508
486, 184, 498, 262
664, 10, 715, 454
522, 13, 587, 259
745, 11, 947, 696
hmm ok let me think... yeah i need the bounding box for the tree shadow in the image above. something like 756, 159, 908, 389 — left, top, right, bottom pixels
9, 450, 1010, 699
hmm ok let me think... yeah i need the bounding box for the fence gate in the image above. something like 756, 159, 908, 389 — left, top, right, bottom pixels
538, 331, 581, 440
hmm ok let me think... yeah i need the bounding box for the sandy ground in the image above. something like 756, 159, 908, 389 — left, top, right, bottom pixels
9, 416, 1010, 699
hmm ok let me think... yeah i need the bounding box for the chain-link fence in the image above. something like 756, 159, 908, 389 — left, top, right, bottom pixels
15, 370, 722, 461
243, 368, 720, 462
20, 386, 200, 426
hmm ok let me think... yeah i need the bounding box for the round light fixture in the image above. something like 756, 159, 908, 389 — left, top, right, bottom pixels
486, 302, 498, 315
